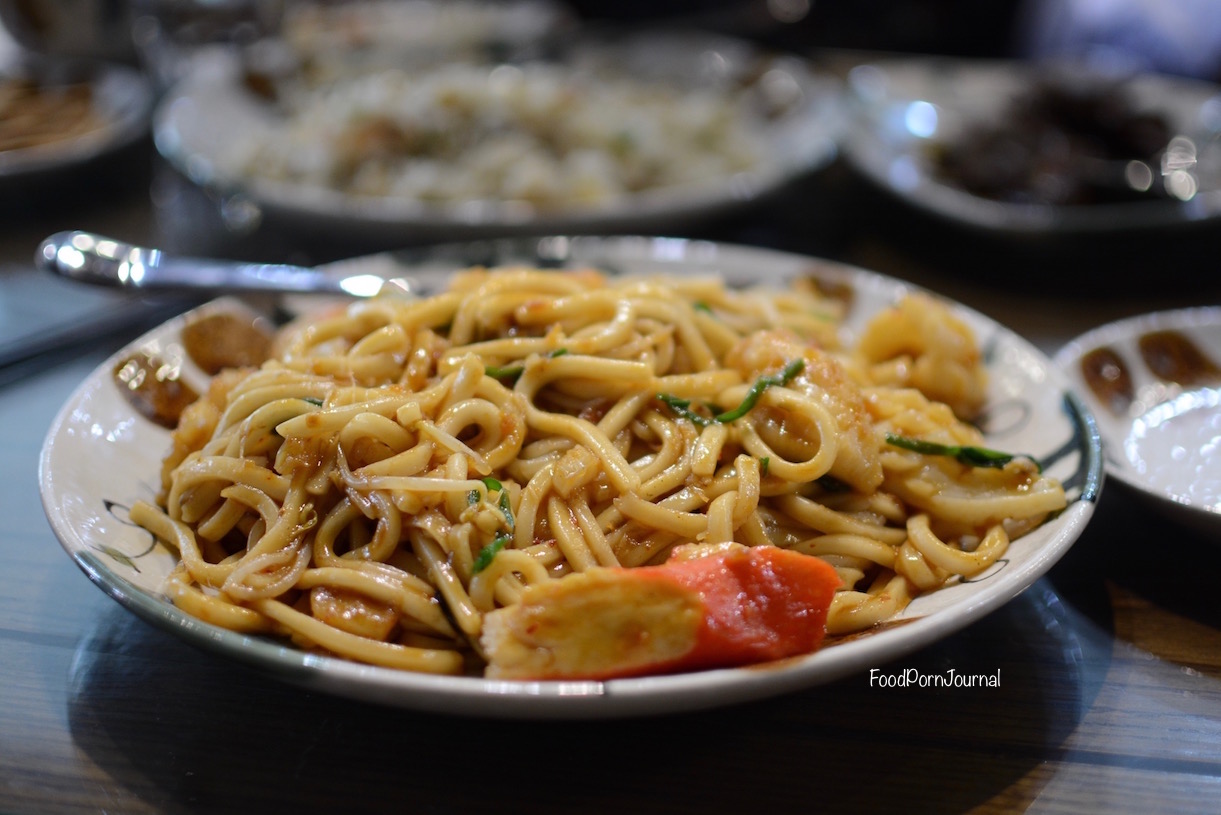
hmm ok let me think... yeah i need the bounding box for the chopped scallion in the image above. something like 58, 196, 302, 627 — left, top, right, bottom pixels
472, 533, 510, 574
656, 393, 712, 427
485, 348, 569, 380
657, 358, 805, 427
885, 434, 1036, 470
714, 359, 805, 423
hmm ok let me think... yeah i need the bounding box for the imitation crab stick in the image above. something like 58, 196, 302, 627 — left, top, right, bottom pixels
480, 544, 841, 680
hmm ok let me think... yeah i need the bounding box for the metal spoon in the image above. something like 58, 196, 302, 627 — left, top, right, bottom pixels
35, 230, 418, 298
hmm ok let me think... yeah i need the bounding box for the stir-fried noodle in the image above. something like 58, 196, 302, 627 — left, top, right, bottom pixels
132, 267, 1065, 676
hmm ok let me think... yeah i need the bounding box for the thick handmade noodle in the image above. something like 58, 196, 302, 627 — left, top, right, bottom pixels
131, 268, 1066, 677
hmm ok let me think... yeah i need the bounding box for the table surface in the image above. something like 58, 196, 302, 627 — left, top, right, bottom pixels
5, 49, 1221, 815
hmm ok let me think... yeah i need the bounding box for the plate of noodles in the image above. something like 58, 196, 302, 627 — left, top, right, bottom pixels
151, 28, 841, 241
842, 57, 1221, 235
39, 236, 1102, 718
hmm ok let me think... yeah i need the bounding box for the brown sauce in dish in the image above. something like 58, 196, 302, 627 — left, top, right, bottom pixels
1080, 346, 1134, 415
181, 312, 274, 375
113, 352, 199, 429
1138, 330, 1221, 386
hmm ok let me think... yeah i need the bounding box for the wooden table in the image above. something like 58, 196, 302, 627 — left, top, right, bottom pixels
4, 115, 1221, 814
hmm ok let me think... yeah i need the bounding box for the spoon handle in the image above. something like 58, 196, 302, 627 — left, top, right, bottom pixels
35, 231, 354, 295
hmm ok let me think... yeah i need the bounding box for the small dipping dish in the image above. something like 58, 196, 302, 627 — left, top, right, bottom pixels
1056, 307, 1221, 535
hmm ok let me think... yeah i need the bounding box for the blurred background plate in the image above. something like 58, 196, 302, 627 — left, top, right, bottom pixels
0, 56, 152, 185
151, 27, 843, 244
841, 56, 1221, 236
131, 0, 575, 92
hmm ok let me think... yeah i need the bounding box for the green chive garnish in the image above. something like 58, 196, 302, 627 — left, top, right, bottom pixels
656, 393, 712, 427
467, 476, 515, 572
714, 359, 805, 423
815, 474, 851, 492
657, 358, 805, 427
485, 349, 569, 380
885, 434, 1036, 470
484, 363, 525, 379
472, 533, 510, 574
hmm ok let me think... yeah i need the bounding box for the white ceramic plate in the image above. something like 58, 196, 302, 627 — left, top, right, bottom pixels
0, 59, 152, 181
1056, 308, 1221, 534
842, 57, 1221, 235
151, 31, 842, 242
39, 237, 1102, 718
